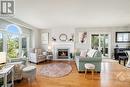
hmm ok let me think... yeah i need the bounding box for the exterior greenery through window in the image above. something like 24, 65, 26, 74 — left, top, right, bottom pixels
0, 24, 30, 59
91, 34, 109, 57
7, 34, 19, 58
7, 25, 21, 58
91, 34, 99, 49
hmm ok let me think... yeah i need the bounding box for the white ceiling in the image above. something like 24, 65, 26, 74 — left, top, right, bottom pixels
15, 0, 130, 29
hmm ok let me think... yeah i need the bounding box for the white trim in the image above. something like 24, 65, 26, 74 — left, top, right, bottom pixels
6, 24, 22, 34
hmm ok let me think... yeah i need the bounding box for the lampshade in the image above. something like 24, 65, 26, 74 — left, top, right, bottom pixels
48, 46, 51, 50
48, 45, 52, 52
0, 52, 6, 64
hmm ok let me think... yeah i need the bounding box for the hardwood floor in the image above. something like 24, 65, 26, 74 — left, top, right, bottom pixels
15, 60, 130, 87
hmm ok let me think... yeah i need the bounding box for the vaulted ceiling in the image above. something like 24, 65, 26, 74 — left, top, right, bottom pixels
15, 0, 130, 29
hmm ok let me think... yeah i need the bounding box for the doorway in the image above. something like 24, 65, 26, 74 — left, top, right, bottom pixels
91, 33, 110, 58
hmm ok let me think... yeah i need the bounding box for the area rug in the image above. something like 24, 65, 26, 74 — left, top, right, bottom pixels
39, 63, 72, 78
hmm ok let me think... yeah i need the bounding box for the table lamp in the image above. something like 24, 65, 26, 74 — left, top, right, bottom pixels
48, 45, 52, 52
0, 52, 6, 69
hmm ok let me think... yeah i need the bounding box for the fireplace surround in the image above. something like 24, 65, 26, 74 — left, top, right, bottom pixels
58, 49, 69, 59
52, 42, 74, 60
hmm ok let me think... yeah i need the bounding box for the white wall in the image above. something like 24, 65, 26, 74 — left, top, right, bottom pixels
40, 27, 75, 51
31, 29, 41, 48
51, 27, 75, 42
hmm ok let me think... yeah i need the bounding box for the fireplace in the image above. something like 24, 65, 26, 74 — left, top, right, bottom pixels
53, 42, 74, 60
58, 49, 69, 59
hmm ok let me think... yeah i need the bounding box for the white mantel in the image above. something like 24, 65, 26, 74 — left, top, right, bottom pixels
52, 42, 74, 60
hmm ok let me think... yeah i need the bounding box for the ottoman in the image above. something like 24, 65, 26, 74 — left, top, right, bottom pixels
22, 66, 36, 86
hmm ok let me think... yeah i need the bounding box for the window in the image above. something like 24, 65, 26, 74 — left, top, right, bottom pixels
116, 32, 130, 43
0, 24, 31, 59
0, 32, 3, 52
91, 34, 99, 49
6, 24, 22, 58
22, 37, 28, 57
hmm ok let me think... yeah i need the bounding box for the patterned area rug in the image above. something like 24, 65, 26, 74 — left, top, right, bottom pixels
39, 63, 72, 78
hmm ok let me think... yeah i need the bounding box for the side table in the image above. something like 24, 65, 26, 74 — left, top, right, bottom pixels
46, 55, 53, 61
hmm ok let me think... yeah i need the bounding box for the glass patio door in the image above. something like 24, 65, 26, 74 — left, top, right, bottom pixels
91, 34, 109, 58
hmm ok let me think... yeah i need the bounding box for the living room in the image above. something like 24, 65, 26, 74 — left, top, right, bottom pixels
0, 0, 130, 87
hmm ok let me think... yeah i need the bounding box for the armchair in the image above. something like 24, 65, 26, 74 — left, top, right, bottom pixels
7, 62, 25, 81
29, 48, 46, 63
7, 58, 27, 81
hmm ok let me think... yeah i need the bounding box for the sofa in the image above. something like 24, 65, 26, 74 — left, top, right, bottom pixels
75, 49, 102, 72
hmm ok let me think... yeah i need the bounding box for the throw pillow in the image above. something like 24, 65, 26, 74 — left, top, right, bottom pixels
80, 50, 87, 58
87, 49, 97, 58
43, 52, 47, 55
37, 49, 42, 55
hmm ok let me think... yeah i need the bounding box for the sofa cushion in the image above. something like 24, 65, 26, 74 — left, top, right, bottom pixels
93, 50, 102, 58
80, 50, 87, 57
34, 48, 42, 55
87, 49, 97, 58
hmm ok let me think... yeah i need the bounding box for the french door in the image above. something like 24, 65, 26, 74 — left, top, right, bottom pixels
91, 33, 110, 58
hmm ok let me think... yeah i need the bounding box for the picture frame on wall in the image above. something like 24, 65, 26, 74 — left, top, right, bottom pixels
79, 32, 87, 44
41, 32, 49, 44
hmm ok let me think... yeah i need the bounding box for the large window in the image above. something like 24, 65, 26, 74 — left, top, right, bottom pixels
6, 24, 21, 58
0, 24, 31, 59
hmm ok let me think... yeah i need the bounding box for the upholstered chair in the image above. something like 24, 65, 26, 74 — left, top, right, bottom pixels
29, 48, 46, 63
7, 61, 26, 81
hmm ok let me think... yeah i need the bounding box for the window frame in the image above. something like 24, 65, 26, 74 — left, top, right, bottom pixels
115, 32, 130, 43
